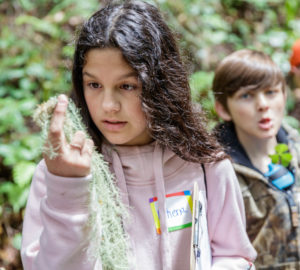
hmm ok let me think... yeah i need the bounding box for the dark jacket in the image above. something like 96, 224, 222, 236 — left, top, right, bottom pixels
215, 121, 300, 270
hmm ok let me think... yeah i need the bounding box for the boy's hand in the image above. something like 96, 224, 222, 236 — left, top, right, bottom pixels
44, 95, 94, 177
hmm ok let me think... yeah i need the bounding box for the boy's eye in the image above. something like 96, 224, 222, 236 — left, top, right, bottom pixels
240, 93, 251, 99
265, 89, 278, 95
120, 83, 136, 91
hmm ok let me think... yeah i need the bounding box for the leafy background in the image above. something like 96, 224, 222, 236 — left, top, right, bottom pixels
0, 0, 300, 268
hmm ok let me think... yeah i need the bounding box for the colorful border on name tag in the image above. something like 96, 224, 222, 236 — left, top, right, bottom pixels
149, 190, 193, 234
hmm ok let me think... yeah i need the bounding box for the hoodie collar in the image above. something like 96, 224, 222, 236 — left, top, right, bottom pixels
102, 141, 186, 186
215, 122, 289, 175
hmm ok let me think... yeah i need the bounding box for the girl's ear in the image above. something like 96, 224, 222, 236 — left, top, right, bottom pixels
215, 101, 232, 121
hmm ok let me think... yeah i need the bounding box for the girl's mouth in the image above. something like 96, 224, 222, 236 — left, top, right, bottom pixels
258, 118, 272, 130
102, 120, 126, 131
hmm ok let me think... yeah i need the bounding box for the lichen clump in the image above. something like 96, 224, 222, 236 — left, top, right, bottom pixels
33, 96, 131, 269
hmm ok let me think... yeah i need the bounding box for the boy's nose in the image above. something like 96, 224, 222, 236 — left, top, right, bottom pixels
256, 93, 269, 111
102, 91, 121, 112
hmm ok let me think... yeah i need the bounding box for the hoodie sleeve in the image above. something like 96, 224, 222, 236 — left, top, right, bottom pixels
206, 159, 257, 270
21, 160, 97, 270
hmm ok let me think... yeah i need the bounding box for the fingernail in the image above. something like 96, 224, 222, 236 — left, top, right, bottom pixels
58, 94, 68, 104
56, 95, 68, 111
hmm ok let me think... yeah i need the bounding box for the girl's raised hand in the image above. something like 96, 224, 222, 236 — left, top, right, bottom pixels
44, 95, 94, 177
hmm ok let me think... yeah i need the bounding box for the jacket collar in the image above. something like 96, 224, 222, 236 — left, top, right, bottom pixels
215, 122, 289, 175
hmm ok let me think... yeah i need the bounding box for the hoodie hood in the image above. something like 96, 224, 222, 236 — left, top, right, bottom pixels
102, 142, 187, 186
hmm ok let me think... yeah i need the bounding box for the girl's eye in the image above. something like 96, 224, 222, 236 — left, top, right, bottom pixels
88, 82, 101, 89
120, 84, 136, 91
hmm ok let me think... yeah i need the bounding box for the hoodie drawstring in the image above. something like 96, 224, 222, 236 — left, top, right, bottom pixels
111, 150, 137, 269
153, 142, 171, 270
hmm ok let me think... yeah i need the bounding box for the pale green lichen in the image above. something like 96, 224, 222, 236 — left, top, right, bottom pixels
33, 96, 131, 270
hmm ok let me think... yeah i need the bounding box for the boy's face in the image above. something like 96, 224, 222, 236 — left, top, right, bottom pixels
216, 84, 286, 141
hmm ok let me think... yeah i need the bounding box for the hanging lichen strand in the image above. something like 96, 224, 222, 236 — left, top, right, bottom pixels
33, 96, 130, 270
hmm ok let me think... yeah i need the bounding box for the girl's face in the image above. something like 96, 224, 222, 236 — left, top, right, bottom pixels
83, 48, 152, 146
216, 84, 286, 141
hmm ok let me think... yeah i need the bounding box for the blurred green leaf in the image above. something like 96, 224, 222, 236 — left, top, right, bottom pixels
19, 99, 37, 116
189, 71, 214, 101
0, 99, 26, 134
0, 182, 30, 212
275, 144, 289, 154
16, 15, 62, 38
270, 154, 280, 164
13, 161, 36, 187
281, 153, 293, 167
12, 233, 22, 250
270, 143, 293, 167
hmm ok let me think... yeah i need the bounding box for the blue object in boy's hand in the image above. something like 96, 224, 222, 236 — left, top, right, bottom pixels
264, 163, 295, 190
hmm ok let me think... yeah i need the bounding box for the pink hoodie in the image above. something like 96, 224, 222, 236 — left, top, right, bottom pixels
21, 142, 256, 269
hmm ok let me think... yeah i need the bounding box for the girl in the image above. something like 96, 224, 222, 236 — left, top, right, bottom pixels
21, 1, 256, 269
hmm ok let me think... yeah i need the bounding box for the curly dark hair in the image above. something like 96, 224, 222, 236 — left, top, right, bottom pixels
71, 0, 226, 163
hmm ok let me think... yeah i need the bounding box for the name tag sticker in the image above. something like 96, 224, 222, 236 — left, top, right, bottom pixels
149, 190, 193, 234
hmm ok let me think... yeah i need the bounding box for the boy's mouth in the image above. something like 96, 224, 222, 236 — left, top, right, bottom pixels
258, 118, 272, 130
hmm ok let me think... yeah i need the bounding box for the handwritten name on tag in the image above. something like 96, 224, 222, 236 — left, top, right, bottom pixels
149, 191, 193, 234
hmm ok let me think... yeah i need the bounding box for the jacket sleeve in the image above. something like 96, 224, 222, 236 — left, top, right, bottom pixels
21, 160, 97, 270
206, 159, 257, 270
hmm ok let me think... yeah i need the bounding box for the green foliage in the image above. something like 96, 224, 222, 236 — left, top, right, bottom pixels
12, 233, 22, 250
269, 143, 293, 167
156, 0, 300, 73
189, 71, 218, 129
154, 0, 300, 126
0, 0, 99, 215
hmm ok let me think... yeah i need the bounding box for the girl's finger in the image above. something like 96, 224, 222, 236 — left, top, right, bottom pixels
78, 139, 94, 175
49, 95, 68, 152
81, 138, 94, 157
70, 131, 86, 153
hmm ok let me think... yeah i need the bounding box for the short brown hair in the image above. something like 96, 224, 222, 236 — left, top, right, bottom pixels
212, 49, 285, 111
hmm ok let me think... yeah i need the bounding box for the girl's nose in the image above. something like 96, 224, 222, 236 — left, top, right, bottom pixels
102, 91, 120, 112
256, 93, 269, 111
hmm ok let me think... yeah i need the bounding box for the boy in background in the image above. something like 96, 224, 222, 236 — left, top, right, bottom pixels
212, 49, 300, 269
